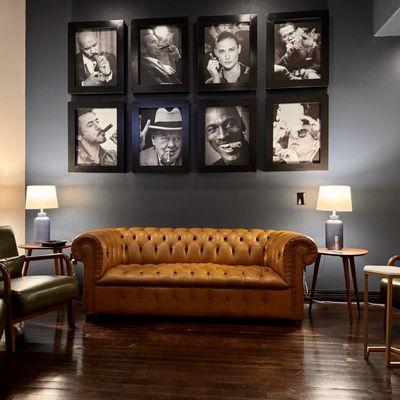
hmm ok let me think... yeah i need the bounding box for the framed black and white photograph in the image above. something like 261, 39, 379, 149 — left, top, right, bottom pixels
197, 14, 257, 92
68, 20, 125, 94
132, 100, 189, 172
266, 10, 329, 89
68, 102, 125, 172
265, 91, 328, 171
131, 17, 189, 93
197, 100, 256, 172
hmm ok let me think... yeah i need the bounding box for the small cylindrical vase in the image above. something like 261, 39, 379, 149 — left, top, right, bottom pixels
325, 214, 343, 250
33, 211, 50, 242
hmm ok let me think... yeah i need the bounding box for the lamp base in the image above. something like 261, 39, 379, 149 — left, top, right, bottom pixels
33, 211, 50, 243
325, 213, 343, 251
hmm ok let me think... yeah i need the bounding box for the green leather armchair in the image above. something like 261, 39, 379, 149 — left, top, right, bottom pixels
0, 226, 79, 352
380, 255, 400, 311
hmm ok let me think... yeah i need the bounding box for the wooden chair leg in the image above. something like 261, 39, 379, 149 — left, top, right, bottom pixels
67, 301, 75, 329
384, 301, 387, 331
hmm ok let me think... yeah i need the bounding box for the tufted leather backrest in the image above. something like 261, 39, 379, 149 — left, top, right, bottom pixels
122, 227, 272, 266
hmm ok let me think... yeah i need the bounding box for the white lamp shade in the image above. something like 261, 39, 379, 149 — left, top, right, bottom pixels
316, 186, 352, 212
25, 185, 58, 210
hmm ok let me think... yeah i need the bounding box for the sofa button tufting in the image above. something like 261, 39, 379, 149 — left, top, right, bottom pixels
174, 271, 177, 275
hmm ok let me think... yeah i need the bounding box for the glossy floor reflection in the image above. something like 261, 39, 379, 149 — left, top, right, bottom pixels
0, 302, 399, 399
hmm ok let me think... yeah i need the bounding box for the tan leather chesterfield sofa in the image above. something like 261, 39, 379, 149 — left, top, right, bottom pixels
72, 227, 317, 321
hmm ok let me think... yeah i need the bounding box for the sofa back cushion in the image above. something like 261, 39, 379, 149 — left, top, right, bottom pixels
123, 227, 270, 266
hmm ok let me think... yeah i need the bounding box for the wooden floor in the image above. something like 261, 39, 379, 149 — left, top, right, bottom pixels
0, 302, 399, 399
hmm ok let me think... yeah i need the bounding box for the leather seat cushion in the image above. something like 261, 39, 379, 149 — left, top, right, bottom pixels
96, 263, 289, 290
0, 299, 6, 340
0, 276, 79, 317
380, 278, 400, 309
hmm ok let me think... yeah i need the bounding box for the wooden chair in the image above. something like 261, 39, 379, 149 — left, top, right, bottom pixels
380, 255, 400, 327
0, 225, 79, 352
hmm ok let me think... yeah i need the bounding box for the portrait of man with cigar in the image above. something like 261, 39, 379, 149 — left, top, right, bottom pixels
75, 29, 117, 87
204, 106, 250, 166
139, 107, 183, 166
139, 26, 182, 85
76, 108, 118, 166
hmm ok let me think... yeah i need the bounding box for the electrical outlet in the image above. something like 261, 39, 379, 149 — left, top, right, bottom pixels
297, 192, 305, 205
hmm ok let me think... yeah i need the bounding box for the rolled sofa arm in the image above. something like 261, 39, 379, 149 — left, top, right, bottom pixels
72, 228, 127, 280
72, 228, 127, 313
264, 230, 318, 285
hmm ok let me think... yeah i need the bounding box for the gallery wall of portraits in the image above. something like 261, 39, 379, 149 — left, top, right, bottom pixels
67, 10, 329, 174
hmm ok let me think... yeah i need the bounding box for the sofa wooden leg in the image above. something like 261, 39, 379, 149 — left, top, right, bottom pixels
67, 301, 75, 329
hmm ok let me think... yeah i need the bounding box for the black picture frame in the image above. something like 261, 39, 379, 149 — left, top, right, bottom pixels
68, 20, 125, 94
132, 100, 190, 173
196, 14, 257, 92
265, 90, 328, 171
68, 101, 125, 173
131, 17, 189, 93
266, 10, 329, 89
197, 99, 257, 172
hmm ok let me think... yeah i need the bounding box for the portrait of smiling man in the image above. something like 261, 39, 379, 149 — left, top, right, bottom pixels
204, 106, 250, 166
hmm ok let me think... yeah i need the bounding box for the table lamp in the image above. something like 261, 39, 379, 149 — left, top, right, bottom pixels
316, 186, 352, 251
25, 185, 58, 242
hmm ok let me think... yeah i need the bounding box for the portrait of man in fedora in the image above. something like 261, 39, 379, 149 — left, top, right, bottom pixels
139, 107, 183, 166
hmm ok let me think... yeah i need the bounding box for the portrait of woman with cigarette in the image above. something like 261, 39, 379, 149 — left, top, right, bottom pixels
197, 15, 256, 92
68, 102, 125, 172
204, 26, 250, 85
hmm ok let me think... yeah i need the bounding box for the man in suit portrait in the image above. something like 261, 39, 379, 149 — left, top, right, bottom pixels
139, 108, 183, 166
139, 28, 182, 85
75, 30, 117, 87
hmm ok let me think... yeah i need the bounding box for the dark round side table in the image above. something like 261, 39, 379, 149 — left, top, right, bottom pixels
19, 242, 72, 276
309, 247, 368, 325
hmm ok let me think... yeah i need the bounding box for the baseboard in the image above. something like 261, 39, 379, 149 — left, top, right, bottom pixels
305, 290, 382, 303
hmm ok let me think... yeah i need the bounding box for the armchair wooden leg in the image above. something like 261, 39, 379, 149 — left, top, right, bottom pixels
5, 322, 15, 352
67, 301, 75, 329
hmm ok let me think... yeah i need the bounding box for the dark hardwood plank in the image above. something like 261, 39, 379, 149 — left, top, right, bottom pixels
0, 302, 399, 399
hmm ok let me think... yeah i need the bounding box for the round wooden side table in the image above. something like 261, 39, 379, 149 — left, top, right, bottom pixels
19, 242, 72, 276
309, 247, 368, 324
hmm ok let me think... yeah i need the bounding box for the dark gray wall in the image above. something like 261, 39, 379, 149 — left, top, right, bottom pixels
26, 0, 400, 291
373, 0, 400, 35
